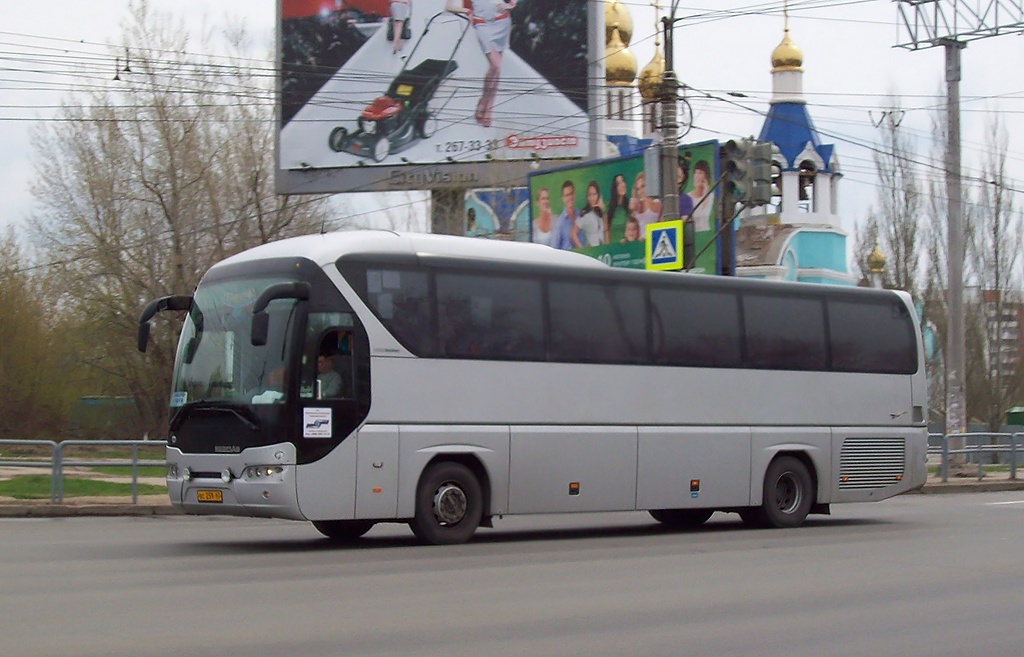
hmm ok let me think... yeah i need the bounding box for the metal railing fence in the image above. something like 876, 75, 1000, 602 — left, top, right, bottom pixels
0, 439, 166, 504
928, 432, 1022, 482
0, 440, 59, 502
3, 433, 1021, 503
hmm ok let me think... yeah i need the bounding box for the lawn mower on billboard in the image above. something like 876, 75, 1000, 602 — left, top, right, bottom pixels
328, 11, 470, 163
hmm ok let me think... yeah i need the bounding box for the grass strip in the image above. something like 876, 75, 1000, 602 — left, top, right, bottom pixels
0, 475, 165, 500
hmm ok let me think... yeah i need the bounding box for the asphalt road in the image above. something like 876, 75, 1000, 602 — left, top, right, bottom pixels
2, 492, 1022, 657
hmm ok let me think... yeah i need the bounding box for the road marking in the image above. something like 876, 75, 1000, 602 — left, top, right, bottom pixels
986, 500, 1024, 506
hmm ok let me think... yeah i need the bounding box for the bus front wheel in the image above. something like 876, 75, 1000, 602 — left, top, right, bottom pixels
312, 519, 375, 541
411, 462, 483, 545
752, 456, 814, 528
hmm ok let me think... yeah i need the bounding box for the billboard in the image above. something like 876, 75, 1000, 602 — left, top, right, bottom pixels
527, 141, 725, 274
464, 187, 530, 241
277, 0, 591, 194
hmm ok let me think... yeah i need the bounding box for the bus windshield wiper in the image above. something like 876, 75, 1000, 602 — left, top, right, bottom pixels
169, 402, 261, 432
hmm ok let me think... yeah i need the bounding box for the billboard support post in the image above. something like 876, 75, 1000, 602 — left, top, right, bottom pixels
589, 0, 606, 160
431, 188, 464, 235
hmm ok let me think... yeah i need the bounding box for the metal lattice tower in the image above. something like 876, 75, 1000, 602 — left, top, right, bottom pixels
895, 0, 1023, 49
893, 0, 1023, 439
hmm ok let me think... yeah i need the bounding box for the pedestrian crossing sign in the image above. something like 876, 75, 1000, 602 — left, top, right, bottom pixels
645, 220, 683, 271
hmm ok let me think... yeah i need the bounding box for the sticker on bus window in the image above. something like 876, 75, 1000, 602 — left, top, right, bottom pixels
303, 408, 332, 439
170, 391, 187, 407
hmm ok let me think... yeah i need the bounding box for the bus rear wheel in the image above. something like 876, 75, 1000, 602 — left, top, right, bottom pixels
312, 519, 375, 541
753, 456, 814, 528
410, 462, 483, 545
649, 509, 714, 528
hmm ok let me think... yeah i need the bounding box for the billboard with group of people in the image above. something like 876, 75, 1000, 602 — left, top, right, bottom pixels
527, 141, 723, 274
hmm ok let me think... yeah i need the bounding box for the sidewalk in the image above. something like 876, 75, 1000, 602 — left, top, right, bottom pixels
1, 473, 1021, 518
916, 469, 1024, 495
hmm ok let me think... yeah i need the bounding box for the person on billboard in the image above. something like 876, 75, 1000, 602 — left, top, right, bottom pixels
390, 0, 411, 54
446, 0, 517, 127
623, 217, 641, 243
677, 154, 695, 219
577, 180, 606, 247
688, 159, 713, 231
532, 187, 554, 245
550, 180, 584, 250
629, 171, 661, 239
606, 173, 630, 244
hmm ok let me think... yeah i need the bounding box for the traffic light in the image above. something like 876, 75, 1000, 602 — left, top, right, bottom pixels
720, 138, 751, 208
747, 141, 775, 207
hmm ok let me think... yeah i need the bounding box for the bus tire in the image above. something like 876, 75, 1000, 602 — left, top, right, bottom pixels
649, 509, 714, 528
758, 456, 814, 528
410, 462, 483, 545
312, 519, 375, 541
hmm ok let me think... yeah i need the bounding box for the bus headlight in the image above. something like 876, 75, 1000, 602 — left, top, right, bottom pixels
243, 465, 285, 479
167, 464, 179, 479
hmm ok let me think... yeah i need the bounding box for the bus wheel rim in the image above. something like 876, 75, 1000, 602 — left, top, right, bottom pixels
775, 473, 801, 514
433, 483, 467, 525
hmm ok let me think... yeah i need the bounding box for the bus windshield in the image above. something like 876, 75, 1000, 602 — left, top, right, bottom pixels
170, 277, 298, 409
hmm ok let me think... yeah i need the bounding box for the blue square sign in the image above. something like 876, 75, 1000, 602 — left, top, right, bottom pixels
645, 220, 683, 270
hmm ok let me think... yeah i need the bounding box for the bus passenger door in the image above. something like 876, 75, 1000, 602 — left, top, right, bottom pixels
295, 313, 373, 521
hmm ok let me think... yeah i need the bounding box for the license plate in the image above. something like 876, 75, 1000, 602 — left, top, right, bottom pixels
196, 489, 223, 503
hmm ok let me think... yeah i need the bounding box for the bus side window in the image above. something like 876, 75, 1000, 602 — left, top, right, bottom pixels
302, 312, 357, 400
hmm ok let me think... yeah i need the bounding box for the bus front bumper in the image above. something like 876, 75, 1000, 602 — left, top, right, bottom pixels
165, 443, 306, 521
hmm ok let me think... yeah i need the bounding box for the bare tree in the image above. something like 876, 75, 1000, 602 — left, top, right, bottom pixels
922, 106, 952, 424
0, 230, 80, 439
854, 102, 922, 294
29, 2, 337, 438
964, 115, 1024, 431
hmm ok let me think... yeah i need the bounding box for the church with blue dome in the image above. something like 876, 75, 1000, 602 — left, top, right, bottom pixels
733, 20, 855, 285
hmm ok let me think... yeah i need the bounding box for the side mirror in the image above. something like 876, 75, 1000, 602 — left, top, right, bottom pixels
137, 295, 193, 353
137, 322, 152, 353
249, 282, 310, 347
251, 313, 270, 347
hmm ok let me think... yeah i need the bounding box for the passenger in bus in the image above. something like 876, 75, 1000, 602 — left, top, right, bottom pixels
317, 341, 343, 398
250, 366, 285, 404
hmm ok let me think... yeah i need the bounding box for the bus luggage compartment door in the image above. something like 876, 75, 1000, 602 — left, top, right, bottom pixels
355, 425, 400, 519
508, 426, 637, 514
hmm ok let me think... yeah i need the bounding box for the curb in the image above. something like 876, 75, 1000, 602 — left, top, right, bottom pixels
0, 504, 182, 518
1, 481, 1022, 517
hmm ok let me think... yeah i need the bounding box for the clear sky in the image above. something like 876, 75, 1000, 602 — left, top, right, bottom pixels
2, 1, 1021, 247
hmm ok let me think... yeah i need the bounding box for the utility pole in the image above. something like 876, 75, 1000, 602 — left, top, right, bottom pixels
659, 10, 679, 227
942, 38, 966, 439
895, 0, 1024, 440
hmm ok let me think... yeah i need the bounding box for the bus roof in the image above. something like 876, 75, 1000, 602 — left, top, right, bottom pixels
214, 230, 608, 272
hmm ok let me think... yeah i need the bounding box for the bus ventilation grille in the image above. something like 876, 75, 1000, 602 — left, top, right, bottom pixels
839, 437, 906, 489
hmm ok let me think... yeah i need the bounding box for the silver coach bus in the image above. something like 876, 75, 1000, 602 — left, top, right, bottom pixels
138, 231, 928, 544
